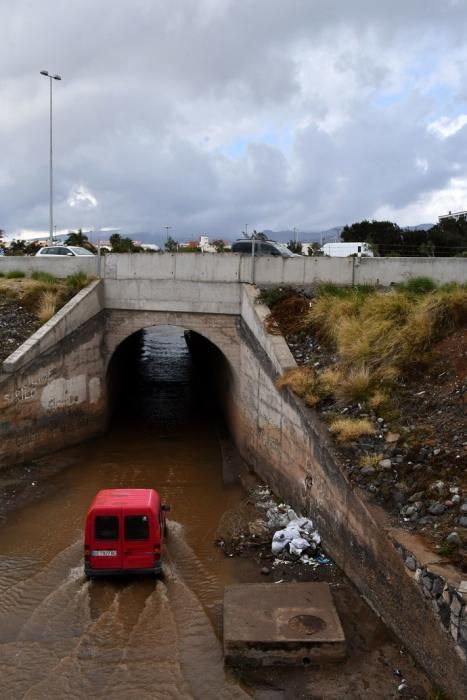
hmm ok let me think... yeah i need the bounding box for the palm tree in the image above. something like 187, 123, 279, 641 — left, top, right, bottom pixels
65, 229, 88, 246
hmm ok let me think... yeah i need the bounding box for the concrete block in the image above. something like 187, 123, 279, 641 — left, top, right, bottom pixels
223, 582, 346, 666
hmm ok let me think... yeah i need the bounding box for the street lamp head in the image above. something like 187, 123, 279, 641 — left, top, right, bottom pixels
40, 71, 62, 80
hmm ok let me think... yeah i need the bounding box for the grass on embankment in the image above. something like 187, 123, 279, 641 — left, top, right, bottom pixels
269, 279, 467, 441
0, 270, 95, 323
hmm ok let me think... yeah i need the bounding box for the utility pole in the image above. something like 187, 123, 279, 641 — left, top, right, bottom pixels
164, 226, 172, 242
40, 70, 62, 246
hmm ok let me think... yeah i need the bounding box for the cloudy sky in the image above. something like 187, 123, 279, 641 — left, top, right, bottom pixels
1, 0, 467, 241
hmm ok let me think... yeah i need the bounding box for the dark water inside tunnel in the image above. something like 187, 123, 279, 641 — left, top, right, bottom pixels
0, 327, 254, 699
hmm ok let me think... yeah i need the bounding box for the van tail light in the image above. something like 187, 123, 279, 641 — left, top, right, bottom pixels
153, 544, 161, 560
84, 544, 91, 561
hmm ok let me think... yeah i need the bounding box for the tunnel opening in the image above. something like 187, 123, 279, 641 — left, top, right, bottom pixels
106, 325, 233, 437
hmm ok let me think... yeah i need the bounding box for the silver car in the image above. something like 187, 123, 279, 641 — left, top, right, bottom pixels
35, 245, 95, 257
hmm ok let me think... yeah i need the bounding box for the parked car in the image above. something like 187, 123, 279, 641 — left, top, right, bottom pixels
231, 240, 301, 257
84, 488, 170, 577
35, 245, 95, 257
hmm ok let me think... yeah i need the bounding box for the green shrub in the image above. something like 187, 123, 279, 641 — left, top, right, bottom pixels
318, 283, 376, 300
65, 271, 91, 293
31, 271, 59, 284
5, 270, 25, 279
399, 276, 437, 295
0, 271, 4, 277
257, 286, 296, 308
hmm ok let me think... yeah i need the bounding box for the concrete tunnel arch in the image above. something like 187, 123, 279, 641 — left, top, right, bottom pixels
104, 312, 241, 429
104, 310, 241, 376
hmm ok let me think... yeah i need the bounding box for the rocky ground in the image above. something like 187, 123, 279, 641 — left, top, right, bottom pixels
265, 290, 467, 573
0, 294, 41, 364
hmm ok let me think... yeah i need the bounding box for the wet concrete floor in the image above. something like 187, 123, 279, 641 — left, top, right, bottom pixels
0, 327, 433, 699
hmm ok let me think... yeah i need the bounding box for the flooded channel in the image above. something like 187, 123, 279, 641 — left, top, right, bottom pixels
0, 327, 434, 699
0, 327, 252, 699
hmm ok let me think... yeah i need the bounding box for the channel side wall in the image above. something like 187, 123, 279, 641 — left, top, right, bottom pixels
230, 284, 466, 699
0, 282, 107, 468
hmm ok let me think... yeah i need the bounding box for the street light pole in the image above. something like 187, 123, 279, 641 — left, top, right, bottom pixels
40, 70, 62, 245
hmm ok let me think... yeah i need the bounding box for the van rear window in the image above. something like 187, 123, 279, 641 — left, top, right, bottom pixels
95, 516, 119, 540
125, 515, 149, 540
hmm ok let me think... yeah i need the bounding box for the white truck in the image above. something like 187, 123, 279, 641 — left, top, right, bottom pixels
322, 241, 373, 257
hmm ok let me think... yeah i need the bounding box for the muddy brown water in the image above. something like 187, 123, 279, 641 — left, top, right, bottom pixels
0, 328, 433, 699
0, 328, 254, 699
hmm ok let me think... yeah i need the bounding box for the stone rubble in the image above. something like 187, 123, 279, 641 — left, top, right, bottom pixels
396, 543, 467, 656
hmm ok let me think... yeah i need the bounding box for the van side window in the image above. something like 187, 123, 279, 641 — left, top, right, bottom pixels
262, 243, 280, 256
232, 241, 251, 254
95, 516, 119, 540
125, 515, 149, 540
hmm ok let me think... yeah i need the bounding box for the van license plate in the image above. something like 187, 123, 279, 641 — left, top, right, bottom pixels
92, 550, 117, 557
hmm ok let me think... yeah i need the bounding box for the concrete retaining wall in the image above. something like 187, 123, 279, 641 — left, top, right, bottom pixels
0, 256, 98, 277
0, 312, 107, 469
1, 252, 465, 286
0, 281, 107, 467
231, 285, 466, 699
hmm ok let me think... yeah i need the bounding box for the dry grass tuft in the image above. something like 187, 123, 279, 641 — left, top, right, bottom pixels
318, 365, 373, 404
276, 367, 324, 405
368, 390, 391, 411
276, 367, 315, 394
37, 290, 59, 323
335, 365, 372, 404
21, 280, 61, 312
329, 417, 375, 442
359, 452, 384, 467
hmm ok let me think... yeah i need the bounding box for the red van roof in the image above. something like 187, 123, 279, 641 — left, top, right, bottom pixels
88, 489, 161, 511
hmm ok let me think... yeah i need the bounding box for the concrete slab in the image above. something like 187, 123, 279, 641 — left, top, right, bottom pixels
223, 582, 346, 667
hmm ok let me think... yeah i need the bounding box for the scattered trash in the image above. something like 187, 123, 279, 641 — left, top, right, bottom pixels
216, 484, 333, 570
316, 555, 331, 565
268, 506, 331, 567
271, 516, 318, 553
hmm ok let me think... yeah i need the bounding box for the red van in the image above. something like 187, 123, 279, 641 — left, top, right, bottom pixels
84, 489, 170, 577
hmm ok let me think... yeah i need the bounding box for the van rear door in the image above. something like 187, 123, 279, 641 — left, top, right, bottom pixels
90, 514, 122, 570
122, 513, 156, 570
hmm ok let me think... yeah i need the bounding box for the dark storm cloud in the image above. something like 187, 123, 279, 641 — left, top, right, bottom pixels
1, 0, 467, 238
